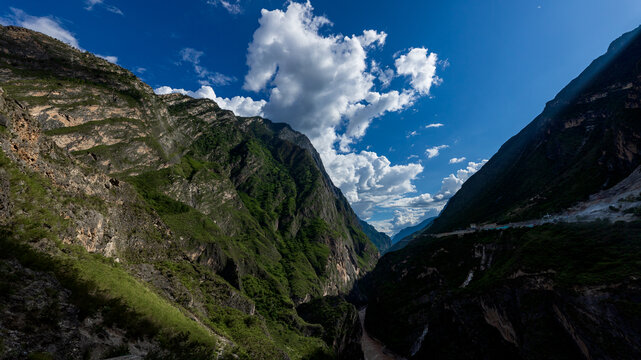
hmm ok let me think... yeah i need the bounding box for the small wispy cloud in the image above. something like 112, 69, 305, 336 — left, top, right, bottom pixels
206, 0, 242, 14
85, 0, 124, 15
425, 123, 444, 128
449, 157, 466, 164
406, 130, 418, 138
180, 47, 236, 86
426, 144, 448, 159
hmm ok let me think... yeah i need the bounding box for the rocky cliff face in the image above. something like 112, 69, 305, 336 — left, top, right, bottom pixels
361, 25, 641, 359
0, 25, 377, 359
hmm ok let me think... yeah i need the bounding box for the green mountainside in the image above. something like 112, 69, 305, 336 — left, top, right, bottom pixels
0, 25, 376, 359
361, 25, 641, 359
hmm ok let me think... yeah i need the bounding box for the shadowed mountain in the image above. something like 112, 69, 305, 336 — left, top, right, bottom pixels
361, 25, 641, 359
386, 216, 436, 253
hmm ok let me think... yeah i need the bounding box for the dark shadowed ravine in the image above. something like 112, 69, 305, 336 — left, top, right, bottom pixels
359, 308, 404, 360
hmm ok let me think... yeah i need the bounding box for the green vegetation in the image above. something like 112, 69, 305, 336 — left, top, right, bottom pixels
297, 296, 358, 351
27, 352, 54, 360
0, 148, 234, 358
0, 234, 230, 359
0, 25, 379, 359
75, 251, 217, 345
359, 219, 392, 252
468, 222, 641, 289
235, 139, 298, 229
380, 221, 641, 295
0, 50, 148, 108
125, 154, 338, 358
69, 135, 167, 170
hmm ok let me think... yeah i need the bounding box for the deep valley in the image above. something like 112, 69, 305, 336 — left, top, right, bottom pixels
2, 13, 641, 360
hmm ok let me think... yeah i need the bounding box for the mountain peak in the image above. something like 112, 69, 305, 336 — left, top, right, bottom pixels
0, 24, 376, 359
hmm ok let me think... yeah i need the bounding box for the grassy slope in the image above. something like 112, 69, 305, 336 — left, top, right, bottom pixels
0, 148, 233, 358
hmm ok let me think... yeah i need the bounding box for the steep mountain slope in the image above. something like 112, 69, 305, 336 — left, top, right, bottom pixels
428, 25, 641, 234
362, 25, 641, 359
0, 25, 376, 359
358, 219, 391, 253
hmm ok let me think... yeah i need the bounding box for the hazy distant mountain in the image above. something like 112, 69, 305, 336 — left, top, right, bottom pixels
391, 217, 436, 244
359, 219, 392, 253
385, 217, 436, 253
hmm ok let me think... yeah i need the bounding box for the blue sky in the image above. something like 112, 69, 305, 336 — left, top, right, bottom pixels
3, 1, 641, 234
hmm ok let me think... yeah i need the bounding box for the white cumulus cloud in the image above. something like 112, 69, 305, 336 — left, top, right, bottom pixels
96, 54, 118, 64
395, 47, 439, 95
437, 160, 487, 200
377, 159, 488, 235
1, 8, 80, 48
154, 85, 266, 117
243, 1, 396, 150
449, 157, 466, 164
371, 60, 395, 88
155, 1, 445, 230
426, 144, 448, 159
425, 122, 444, 128
325, 150, 424, 218
240, 1, 443, 219
1, 8, 120, 62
